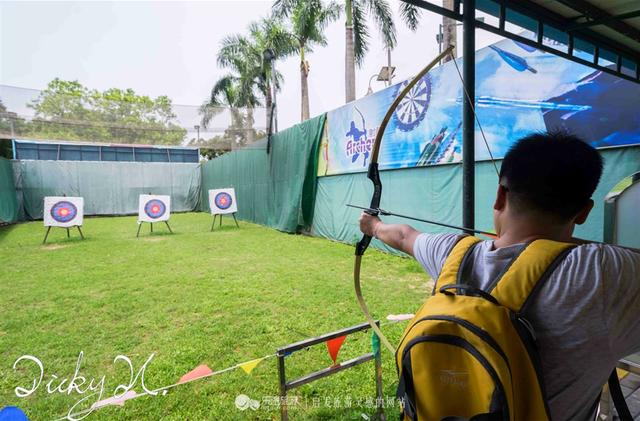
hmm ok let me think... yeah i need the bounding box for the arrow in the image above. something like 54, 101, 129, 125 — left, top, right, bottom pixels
347, 204, 497, 237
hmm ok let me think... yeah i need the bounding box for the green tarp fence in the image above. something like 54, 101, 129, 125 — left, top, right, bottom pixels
201, 114, 326, 233
0, 157, 19, 223
311, 146, 640, 254
12, 161, 201, 220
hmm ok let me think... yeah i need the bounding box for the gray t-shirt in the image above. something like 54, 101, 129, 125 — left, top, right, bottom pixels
413, 233, 640, 421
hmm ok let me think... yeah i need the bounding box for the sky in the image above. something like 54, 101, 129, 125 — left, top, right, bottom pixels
0, 0, 511, 134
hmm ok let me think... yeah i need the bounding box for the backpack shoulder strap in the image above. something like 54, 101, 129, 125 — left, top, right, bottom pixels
434, 235, 482, 293
490, 239, 576, 312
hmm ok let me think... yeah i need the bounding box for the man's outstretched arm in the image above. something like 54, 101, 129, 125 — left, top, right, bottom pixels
359, 212, 421, 256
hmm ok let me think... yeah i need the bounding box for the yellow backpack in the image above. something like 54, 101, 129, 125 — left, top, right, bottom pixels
396, 236, 576, 421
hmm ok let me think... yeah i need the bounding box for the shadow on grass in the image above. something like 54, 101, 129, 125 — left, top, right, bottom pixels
0, 223, 18, 241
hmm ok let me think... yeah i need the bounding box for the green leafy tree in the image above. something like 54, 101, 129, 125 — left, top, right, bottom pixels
27, 78, 186, 144
273, 0, 342, 121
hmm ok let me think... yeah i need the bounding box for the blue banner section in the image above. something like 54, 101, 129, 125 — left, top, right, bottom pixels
319, 36, 640, 177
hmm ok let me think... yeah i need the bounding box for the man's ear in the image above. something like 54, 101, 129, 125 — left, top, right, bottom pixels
494, 185, 508, 211
574, 199, 594, 225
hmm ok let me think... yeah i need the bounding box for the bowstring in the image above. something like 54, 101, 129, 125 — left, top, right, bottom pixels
449, 51, 500, 178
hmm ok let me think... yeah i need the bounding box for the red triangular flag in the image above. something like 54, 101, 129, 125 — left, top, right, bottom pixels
178, 364, 213, 384
326, 335, 347, 365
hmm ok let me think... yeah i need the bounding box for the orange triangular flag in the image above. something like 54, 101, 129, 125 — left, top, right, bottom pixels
178, 364, 213, 384
326, 335, 347, 365
239, 357, 265, 375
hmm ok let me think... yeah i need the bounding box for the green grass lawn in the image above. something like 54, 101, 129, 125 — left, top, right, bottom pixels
0, 213, 432, 420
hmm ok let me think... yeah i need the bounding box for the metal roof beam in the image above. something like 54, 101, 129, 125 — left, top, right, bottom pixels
567, 9, 640, 31
554, 0, 640, 43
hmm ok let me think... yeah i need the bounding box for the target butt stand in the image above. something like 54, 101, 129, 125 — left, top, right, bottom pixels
43, 225, 85, 245
210, 213, 240, 231
136, 220, 173, 238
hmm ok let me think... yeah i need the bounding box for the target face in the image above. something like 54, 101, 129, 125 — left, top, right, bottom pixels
144, 199, 167, 219
51, 201, 78, 223
43, 196, 84, 227
209, 188, 237, 215
138, 195, 171, 222
393, 74, 432, 132
215, 192, 233, 210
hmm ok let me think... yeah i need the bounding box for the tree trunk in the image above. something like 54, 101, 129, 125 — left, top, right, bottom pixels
442, 0, 457, 63
265, 80, 273, 134
300, 48, 310, 121
345, 0, 356, 103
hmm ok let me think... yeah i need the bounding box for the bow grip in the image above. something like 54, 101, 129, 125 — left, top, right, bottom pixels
356, 163, 382, 256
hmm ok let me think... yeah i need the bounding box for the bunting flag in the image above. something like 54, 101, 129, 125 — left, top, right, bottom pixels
178, 364, 213, 384
239, 357, 266, 375
371, 332, 381, 357
91, 390, 138, 409
386, 314, 415, 322
326, 335, 347, 365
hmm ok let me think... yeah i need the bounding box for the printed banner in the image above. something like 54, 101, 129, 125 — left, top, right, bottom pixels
209, 188, 238, 215
138, 195, 171, 223
43, 196, 84, 227
318, 35, 640, 176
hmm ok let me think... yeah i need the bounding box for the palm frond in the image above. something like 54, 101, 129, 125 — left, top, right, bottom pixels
363, 0, 396, 49
399, 2, 421, 32
352, 0, 370, 66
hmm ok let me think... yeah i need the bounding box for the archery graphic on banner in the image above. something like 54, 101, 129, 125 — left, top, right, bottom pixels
42, 196, 85, 244
137, 194, 173, 237
208, 188, 239, 230
318, 33, 640, 177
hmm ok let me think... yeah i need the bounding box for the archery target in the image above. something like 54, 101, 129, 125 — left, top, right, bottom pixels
44, 197, 84, 227
138, 195, 171, 222
209, 188, 237, 214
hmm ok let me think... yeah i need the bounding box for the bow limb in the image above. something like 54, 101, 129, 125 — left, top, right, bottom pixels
354, 45, 456, 355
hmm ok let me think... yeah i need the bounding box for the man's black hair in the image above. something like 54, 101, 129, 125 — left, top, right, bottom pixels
499, 131, 603, 221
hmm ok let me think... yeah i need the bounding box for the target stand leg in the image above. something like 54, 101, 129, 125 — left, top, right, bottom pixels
210, 214, 217, 232
165, 221, 173, 234
77, 226, 85, 240
42, 226, 52, 245
150, 223, 154, 233
220, 214, 223, 227
66, 228, 70, 238
136, 222, 143, 238
232, 213, 239, 228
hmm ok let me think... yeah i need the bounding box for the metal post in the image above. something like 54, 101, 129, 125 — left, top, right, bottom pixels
211, 214, 217, 232
278, 354, 288, 421
42, 226, 52, 244
232, 213, 239, 228
136, 223, 142, 238
165, 221, 173, 234
387, 48, 392, 87
77, 226, 84, 240
462, 0, 476, 234
272, 63, 278, 133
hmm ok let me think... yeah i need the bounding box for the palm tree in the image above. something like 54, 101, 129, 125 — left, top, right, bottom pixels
213, 17, 296, 131
273, 0, 342, 121
344, 0, 397, 103
200, 75, 260, 148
